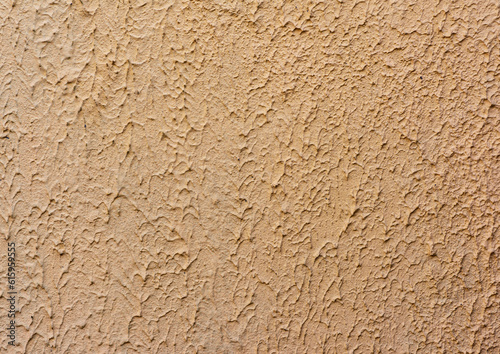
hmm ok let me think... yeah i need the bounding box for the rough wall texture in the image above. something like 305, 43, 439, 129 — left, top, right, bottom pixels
0, 0, 499, 353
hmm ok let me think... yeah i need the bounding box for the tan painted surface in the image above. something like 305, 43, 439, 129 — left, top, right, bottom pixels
1, 0, 499, 352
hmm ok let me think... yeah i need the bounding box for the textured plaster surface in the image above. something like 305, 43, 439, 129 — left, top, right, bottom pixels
0, 0, 499, 353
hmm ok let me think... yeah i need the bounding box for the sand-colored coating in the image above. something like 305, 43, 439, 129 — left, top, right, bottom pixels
0, 0, 499, 352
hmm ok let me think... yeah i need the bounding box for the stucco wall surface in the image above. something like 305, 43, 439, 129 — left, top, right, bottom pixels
0, 0, 499, 352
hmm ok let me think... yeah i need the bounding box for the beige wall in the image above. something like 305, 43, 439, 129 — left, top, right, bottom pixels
1, 0, 499, 352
